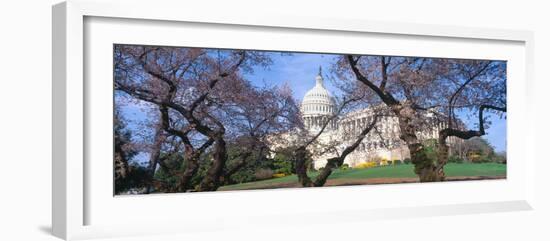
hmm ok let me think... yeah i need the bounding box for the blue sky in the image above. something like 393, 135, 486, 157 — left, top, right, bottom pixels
242, 52, 507, 152
243, 52, 342, 99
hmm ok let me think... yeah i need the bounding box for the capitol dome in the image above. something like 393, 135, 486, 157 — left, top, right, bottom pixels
301, 67, 335, 117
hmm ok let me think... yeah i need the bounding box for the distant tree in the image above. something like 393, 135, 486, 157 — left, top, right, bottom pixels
458, 137, 497, 162
494, 151, 507, 164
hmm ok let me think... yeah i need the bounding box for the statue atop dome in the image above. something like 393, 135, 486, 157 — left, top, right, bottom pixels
315, 66, 325, 87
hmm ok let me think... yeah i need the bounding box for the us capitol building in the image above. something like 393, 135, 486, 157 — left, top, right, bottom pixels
293, 68, 461, 169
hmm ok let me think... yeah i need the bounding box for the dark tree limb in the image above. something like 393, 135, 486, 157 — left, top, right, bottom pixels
294, 95, 364, 187
380, 57, 390, 92
346, 55, 399, 106
447, 62, 492, 128
158, 106, 215, 192
435, 104, 506, 179
313, 115, 379, 187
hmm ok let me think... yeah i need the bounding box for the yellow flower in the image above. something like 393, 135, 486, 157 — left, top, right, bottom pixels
355, 162, 377, 169
272, 173, 286, 178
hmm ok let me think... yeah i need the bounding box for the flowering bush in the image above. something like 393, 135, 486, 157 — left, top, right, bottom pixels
355, 161, 377, 169
272, 173, 287, 178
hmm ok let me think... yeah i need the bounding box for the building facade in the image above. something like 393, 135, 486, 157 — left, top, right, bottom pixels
298, 68, 460, 169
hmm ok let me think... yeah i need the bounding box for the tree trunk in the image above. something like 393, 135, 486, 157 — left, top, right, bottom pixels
313, 157, 342, 187
409, 143, 440, 182
198, 138, 228, 191
435, 139, 449, 181
175, 146, 201, 192
394, 105, 440, 182
145, 123, 164, 193
114, 142, 129, 181
294, 146, 313, 187
222, 152, 252, 185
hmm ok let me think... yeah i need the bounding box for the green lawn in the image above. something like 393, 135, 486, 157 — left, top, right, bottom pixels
218, 163, 506, 191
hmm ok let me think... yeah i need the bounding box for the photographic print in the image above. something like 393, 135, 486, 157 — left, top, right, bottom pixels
113, 44, 506, 195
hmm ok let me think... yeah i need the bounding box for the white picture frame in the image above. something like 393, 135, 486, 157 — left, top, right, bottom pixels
52, 0, 535, 240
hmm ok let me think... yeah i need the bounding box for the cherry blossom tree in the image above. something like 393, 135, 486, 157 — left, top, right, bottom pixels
339, 55, 505, 181
114, 45, 272, 191
114, 45, 307, 192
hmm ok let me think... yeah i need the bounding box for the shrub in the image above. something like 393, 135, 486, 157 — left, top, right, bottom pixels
469, 152, 492, 163
355, 161, 377, 169
403, 158, 412, 164
392, 160, 401, 165
254, 169, 274, 180
448, 155, 465, 163
115, 164, 150, 194
477, 156, 493, 163
340, 163, 350, 170
272, 152, 294, 175
229, 168, 256, 184
272, 173, 286, 178
494, 151, 507, 164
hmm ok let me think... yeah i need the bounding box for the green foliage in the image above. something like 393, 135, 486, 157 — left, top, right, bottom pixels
403, 158, 412, 165
152, 151, 220, 191
340, 163, 350, 170
113, 110, 144, 194
448, 155, 465, 163
471, 154, 492, 163
222, 143, 277, 184
153, 152, 185, 190
191, 154, 213, 188
230, 169, 256, 183
254, 169, 275, 180
115, 164, 150, 194
493, 151, 507, 164
463, 137, 501, 163
272, 150, 295, 175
